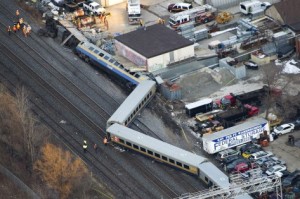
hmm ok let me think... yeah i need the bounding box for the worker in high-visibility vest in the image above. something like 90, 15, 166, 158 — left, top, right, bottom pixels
83, 140, 88, 153
16, 23, 20, 31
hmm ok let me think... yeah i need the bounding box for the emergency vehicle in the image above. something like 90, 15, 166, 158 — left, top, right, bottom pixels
168, 4, 216, 29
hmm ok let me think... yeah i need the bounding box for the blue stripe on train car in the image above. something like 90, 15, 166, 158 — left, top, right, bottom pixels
76, 47, 140, 85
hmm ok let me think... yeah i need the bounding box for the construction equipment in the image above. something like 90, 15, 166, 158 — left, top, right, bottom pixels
216, 11, 233, 24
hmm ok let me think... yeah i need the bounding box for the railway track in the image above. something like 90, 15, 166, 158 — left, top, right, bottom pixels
0, 7, 189, 199
0, 1, 207, 197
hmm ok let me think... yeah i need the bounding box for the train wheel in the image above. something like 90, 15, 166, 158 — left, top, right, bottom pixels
85, 57, 90, 63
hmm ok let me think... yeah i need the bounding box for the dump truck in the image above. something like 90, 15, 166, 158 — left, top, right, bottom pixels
202, 117, 270, 154
127, 0, 141, 25
216, 104, 259, 128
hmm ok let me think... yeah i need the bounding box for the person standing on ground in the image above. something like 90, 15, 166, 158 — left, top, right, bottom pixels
16, 10, 20, 18
94, 143, 98, 153
83, 140, 88, 153
7, 26, 11, 35
13, 25, 17, 33
16, 23, 20, 31
103, 136, 108, 146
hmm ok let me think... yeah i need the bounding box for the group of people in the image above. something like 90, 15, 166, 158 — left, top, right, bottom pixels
83, 136, 109, 153
7, 9, 31, 37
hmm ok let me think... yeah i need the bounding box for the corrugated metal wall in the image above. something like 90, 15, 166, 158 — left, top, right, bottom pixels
206, 0, 247, 9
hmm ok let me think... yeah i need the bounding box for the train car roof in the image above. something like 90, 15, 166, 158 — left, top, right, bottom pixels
108, 124, 207, 166
198, 162, 229, 188
108, 80, 156, 124
202, 117, 268, 141
185, 98, 213, 110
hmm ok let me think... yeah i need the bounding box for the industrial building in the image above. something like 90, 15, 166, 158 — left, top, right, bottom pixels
114, 24, 195, 72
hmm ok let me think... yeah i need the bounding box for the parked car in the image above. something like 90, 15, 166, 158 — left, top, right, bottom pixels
273, 123, 295, 136
168, 3, 192, 12
255, 156, 271, 166
224, 158, 249, 173
292, 118, 300, 130
248, 151, 273, 161
220, 155, 242, 166
233, 162, 257, 173
237, 143, 261, 154
216, 149, 240, 162
282, 170, 300, 187
262, 160, 278, 170
274, 170, 290, 178
244, 60, 258, 70
266, 165, 287, 176
242, 148, 262, 159
270, 156, 286, 165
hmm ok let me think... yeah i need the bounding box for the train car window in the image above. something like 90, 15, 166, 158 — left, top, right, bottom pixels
134, 74, 140, 78
140, 147, 146, 152
119, 139, 125, 144
169, 159, 175, 164
147, 150, 153, 155
184, 164, 190, 170
126, 142, 132, 147
89, 47, 94, 51
109, 59, 114, 63
176, 162, 183, 167
114, 62, 120, 66
162, 156, 167, 161
205, 177, 209, 182
139, 104, 141, 109
133, 144, 139, 150
94, 50, 99, 54
104, 56, 110, 60
99, 53, 104, 57
120, 64, 124, 69
154, 153, 160, 158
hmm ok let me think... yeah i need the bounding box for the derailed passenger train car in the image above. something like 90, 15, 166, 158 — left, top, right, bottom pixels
107, 123, 230, 189
106, 80, 156, 129
75, 41, 149, 86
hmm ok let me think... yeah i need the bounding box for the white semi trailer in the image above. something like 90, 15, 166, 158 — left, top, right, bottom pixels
202, 117, 269, 154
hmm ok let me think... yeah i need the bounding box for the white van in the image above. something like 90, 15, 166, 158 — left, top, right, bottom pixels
216, 149, 239, 161
168, 3, 193, 12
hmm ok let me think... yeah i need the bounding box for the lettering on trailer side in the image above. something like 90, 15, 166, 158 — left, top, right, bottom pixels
212, 123, 267, 151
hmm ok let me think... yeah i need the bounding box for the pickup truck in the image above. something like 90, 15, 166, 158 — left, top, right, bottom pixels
82, 1, 105, 15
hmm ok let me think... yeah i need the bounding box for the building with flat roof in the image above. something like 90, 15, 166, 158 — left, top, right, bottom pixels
114, 24, 195, 72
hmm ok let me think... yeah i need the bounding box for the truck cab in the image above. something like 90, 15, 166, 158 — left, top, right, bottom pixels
83, 1, 106, 15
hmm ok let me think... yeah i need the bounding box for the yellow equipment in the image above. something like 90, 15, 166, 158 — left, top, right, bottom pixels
216, 12, 233, 24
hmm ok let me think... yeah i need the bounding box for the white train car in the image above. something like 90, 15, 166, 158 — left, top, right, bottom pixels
106, 80, 156, 129
107, 123, 230, 189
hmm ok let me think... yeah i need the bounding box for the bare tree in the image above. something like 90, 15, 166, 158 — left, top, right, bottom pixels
261, 62, 297, 120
